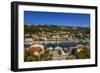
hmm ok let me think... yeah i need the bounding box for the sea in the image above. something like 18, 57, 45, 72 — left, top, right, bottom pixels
24, 40, 89, 48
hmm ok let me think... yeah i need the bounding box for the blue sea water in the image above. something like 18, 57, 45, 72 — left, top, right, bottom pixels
24, 40, 89, 49
44, 40, 88, 48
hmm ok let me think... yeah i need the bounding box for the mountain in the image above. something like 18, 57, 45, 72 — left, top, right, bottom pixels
24, 24, 90, 34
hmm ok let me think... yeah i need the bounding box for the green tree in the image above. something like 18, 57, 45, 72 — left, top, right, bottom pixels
58, 50, 62, 55
77, 48, 90, 59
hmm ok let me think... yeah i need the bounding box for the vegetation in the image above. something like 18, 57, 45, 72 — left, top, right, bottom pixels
24, 24, 90, 34
76, 48, 90, 59
24, 50, 53, 62
58, 50, 62, 55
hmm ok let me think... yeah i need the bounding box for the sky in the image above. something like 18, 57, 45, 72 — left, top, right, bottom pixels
24, 11, 90, 27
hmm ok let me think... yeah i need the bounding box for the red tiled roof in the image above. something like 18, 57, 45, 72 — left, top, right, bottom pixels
27, 47, 43, 53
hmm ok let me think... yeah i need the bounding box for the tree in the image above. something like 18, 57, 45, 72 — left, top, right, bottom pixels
76, 48, 90, 59
58, 50, 62, 55
26, 56, 38, 61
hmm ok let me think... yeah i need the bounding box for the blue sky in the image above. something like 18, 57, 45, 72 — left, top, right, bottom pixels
24, 11, 90, 27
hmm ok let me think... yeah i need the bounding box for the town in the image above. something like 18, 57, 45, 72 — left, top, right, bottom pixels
24, 24, 90, 62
